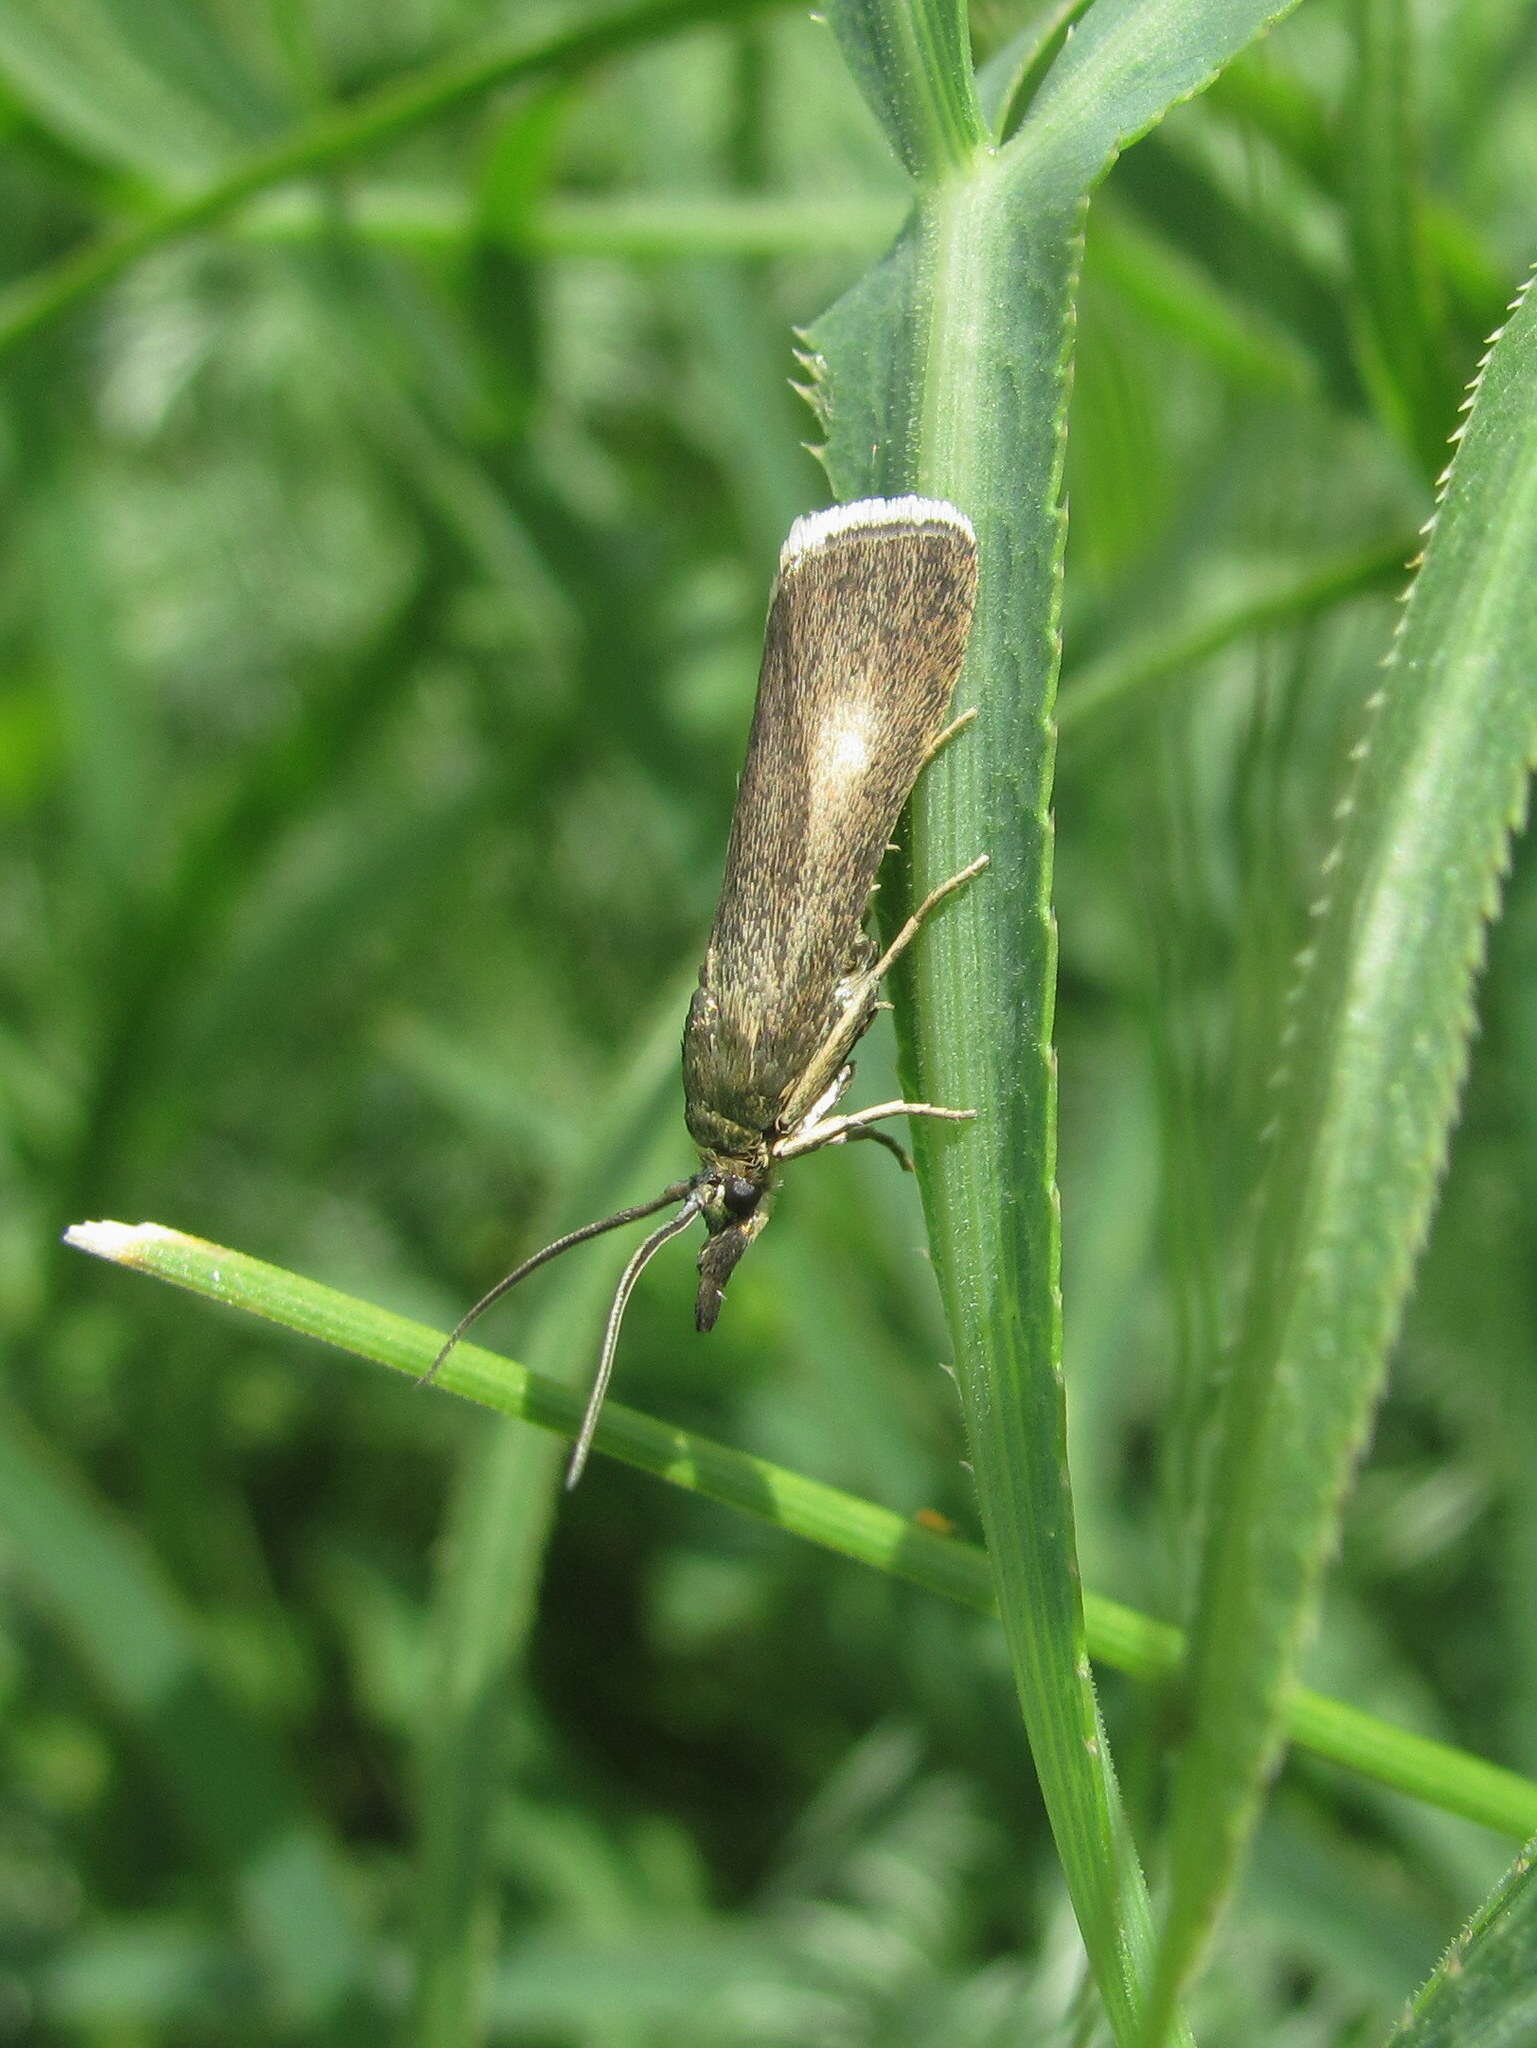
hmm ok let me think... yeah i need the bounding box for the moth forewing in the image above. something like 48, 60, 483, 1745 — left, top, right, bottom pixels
683, 497, 980, 1155
427, 497, 982, 1487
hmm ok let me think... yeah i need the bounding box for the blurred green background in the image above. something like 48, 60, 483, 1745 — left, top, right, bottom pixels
3, 0, 1536, 2041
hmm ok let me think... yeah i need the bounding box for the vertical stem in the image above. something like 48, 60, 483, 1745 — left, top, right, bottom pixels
900, 167, 1166, 2044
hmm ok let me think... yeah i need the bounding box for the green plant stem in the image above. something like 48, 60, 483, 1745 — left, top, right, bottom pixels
0, 0, 784, 362
896, 158, 1169, 2043
65, 1220, 1537, 1846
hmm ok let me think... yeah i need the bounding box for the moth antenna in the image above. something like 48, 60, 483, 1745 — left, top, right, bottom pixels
421, 1180, 695, 1386
566, 1193, 703, 1490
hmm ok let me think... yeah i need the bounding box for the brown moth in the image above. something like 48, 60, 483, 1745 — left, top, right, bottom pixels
427, 496, 985, 1485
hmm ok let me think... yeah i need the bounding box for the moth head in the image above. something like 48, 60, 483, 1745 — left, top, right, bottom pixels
694, 1165, 772, 1331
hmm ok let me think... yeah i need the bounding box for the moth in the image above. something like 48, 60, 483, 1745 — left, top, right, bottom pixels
428, 496, 985, 1485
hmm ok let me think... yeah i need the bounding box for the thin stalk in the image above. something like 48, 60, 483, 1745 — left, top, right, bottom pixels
63, 1219, 1537, 1845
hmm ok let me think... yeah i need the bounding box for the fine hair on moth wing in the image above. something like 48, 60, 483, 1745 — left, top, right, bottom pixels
424, 496, 988, 1487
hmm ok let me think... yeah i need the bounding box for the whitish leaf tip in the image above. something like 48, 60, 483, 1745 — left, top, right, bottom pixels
65, 1220, 185, 1263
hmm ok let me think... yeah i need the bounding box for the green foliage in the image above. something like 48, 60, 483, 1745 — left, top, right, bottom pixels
1389, 1839, 1537, 2048
4, 1, 1537, 2044
809, 1, 1318, 2039
1155, 260, 1537, 2044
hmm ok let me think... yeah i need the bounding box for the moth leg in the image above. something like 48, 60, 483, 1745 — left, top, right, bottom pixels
917, 704, 978, 771
777, 1098, 974, 1163
799, 1122, 915, 1171
868, 853, 989, 986
777, 861, 986, 1135
847, 1125, 914, 1173
885, 720, 978, 852
801, 1063, 854, 1132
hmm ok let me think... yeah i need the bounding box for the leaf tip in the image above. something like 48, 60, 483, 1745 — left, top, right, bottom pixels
65, 1219, 187, 1267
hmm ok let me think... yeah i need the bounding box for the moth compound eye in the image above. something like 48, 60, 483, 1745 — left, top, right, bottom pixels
722, 1176, 760, 1219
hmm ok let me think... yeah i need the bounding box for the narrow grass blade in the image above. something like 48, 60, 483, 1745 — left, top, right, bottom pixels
231, 188, 905, 260
411, 978, 691, 2048
27, 442, 159, 890
1112, 129, 1365, 415
0, 0, 283, 179
0, 1390, 368, 2030
61, 1219, 1537, 1845
1344, 0, 1453, 475
1152, 268, 1537, 2043
1057, 534, 1414, 744
1386, 1838, 1537, 2047
51, 564, 447, 1234
1085, 199, 1321, 397
827, 0, 986, 177
807, 1, 1303, 2039
0, 0, 784, 361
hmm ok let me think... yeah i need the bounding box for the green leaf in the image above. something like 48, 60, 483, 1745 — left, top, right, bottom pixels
1057, 533, 1413, 744
53, 563, 448, 1229
1153, 266, 1537, 2043
1111, 130, 1365, 416
61, 1218, 1537, 1846
825, 0, 986, 177
0, 0, 284, 181
26, 438, 160, 891
1387, 1840, 1537, 2047
1084, 198, 1322, 397
974, 0, 1093, 140
805, 5, 1305, 2039
0, 1392, 368, 2029
0, 0, 784, 362
1344, 0, 1452, 474
411, 977, 693, 2048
